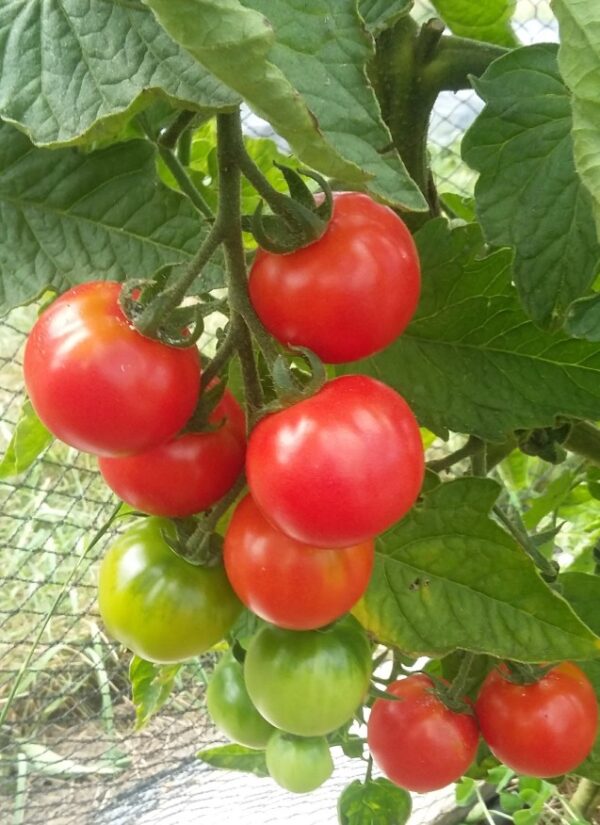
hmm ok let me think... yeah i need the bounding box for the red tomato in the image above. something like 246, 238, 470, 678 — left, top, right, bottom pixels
98, 389, 246, 517
475, 662, 598, 777
248, 192, 420, 364
23, 282, 201, 456
246, 375, 424, 547
223, 493, 374, 630
367, 674, 479, 792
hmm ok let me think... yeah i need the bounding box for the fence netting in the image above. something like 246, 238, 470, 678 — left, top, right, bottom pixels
0, 3, 557, 823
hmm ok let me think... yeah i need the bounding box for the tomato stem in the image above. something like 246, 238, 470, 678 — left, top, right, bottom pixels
427, 435, 484, 473
492, 505, 559, 582
570, 779, 600, 820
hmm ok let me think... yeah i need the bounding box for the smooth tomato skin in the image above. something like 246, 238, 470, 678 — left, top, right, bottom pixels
98, 389, 246, 518
475, 663, 598, 777
246, 375, 424, 548
23, 281, 201, 456
367, 675, 479, 793
266, 732, 334, 794
224, 493, 374, 630
206, 653, 275, 749
244, 618, 372, 737
98, 518, 242, 664
248, 192, 420, 364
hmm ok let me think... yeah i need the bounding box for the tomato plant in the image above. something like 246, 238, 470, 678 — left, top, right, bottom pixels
98, 388, 246, 517
246, 374, 424, 547
248, 192, 420, 364
98, 518, 241, 663
223, 493, 374, 630
475, 663, 599, 777
206, 652, 275, 749
244, 618, 372, 736
23, 281, 201, 456
265, 732, 333, 794
367, 674, 479, 793
9, 1, 600, 821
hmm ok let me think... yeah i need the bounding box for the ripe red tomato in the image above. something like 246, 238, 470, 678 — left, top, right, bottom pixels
367, 674, 479, 792
98, 388, 246, 517
475, 662, 598, 777
23, 281, 201, 456
248, 192, 420, 363
223, 494, 374, 630
246, 375, 424, 548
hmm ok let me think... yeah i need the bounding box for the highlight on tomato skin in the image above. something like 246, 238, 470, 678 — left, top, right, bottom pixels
23, 281, 201, 457
367, 674, 479, 793
475, 662, 599, 778
98, 388, 246, 518
223, 493, 374, 630
246, 373, 425, 548
249, 191, 421, 364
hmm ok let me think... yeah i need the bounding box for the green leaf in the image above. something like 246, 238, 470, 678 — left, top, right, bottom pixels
462, 44, 600, 328
430, 0, 517, 46
455, 776, 477, 807
359, 0, 413, 35
129, 656, 181, 730
353, 479, 600, 661
522, 471, 576, 530
197, 744, 269, 778
555, 0, 600, 245
343, 220, 600, 441
566, 294, 600, 342
0, 0, 239, 147
0, 121, 223, 314
144, 0, 427, 211
556, 572, 600, 782
0, 400, 52, 479
337, 778, 412, 825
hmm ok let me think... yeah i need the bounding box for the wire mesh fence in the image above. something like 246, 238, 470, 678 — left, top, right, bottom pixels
0, 3, 559, 823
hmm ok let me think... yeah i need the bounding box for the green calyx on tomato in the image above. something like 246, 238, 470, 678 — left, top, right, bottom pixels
98, 517, 242, 664
224, 493, 374, 630
23, 281, 201, 457
249, 191, 420, 364
475, 661, 598, 778
246, 374, 424, 548
367, 674, 479, 793
244, 617, 372, 737
206, 652, 275, 750
266, 731, 333, 794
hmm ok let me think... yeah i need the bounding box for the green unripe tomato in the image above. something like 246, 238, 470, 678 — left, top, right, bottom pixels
266, 731, 333, 794
244, 617, 372, 736
206, 652, 275, 749
98, 517, 242, 663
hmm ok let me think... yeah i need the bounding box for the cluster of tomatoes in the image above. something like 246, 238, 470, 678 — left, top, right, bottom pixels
21, 191, 598, 796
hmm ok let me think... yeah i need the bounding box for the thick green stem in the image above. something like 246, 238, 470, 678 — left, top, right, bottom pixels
493, 505, 559, 582
427, 436, 484, 473
216, 111, 281, 369
371, 19, 509, 225
158, 110, 197, 150
570, 778, 600, 819
421, 36, 508, 95
565, 421, 600, 467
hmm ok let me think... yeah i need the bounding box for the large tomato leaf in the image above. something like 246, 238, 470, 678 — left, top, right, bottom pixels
566, 293, 600, 342
558, 572, 600, 782
430, 0, 518, 47
143, 0, 427, 211
353, 479, 600, 661
0, 0, 239, 148
345, 219, 600, 440
555, 0, 600, 246
462, 44, 600, 329
0, 121, 223, 314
